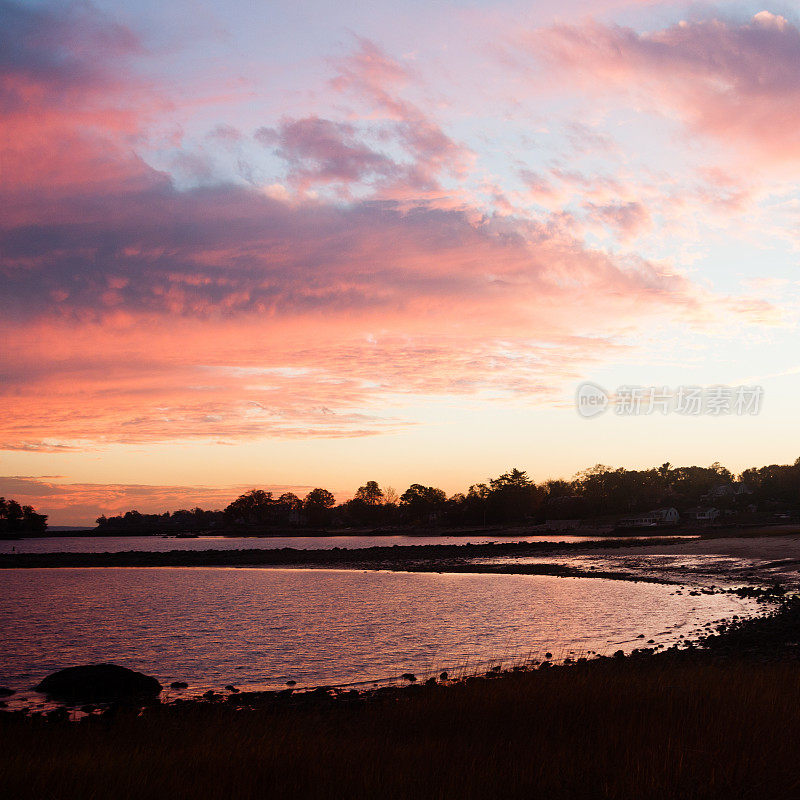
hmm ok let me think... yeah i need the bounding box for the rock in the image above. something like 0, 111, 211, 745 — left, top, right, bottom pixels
439, 671, 448, 681
224, 684, 239, 693
0, 687, 14, 697
401, 673, 417, 682
545, 652, 553, 660
170, 681, 188, 689
35, 664, 162, 701
286, 680, 296, 686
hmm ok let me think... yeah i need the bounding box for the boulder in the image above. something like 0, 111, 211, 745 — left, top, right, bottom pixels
35, 664, 162, 701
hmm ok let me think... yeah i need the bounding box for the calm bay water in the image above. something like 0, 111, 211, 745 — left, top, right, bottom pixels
0, 567, 759, 706
0, 533, 695, 554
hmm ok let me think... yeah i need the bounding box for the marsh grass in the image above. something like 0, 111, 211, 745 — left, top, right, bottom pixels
3, 651, 800, 800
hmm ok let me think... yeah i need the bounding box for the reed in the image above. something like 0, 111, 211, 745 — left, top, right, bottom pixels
3, 647, 800, 799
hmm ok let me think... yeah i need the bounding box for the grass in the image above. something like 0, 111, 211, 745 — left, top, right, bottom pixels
4, 648, 800, 799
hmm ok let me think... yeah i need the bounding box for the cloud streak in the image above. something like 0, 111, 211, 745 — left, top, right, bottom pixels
525, 11, 800, 165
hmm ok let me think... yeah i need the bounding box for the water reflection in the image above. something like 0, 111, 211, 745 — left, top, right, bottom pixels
0, 567, 760, 707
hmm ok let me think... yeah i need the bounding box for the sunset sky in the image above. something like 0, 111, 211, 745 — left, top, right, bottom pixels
2, 0, 800, 524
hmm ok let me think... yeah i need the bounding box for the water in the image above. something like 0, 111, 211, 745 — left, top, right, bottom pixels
0, 533, 696, 554
0, 567, 760, 707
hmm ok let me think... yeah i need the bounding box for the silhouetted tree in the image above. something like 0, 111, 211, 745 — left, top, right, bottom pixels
0, 497, 47, 535
400, 484, 446, 524
304, 488, 335, 526
355, 481, 384, 506
487, 468, 544, 522
224, 490, 279, 525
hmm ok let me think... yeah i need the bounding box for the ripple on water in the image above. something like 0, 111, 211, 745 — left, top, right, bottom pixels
0, 567, 763, 709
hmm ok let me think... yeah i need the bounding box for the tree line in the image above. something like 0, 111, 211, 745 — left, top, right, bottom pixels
0, 497, 48, 534
93, 458, 800, 533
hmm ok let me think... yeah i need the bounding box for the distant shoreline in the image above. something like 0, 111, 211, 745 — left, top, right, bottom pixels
5, 521, 800, 540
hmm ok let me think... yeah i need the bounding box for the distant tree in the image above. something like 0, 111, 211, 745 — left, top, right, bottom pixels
278, 492, 303, 511
304, 488, 335, 527
400, 484, 447, 524
0, 497, 47, 535
5, 499, 22, 524
383, 486, 399, 506
224, 490, 274, 525
487, 468, 544, 522
305, 488, 335, 508
355, 481, 384, 506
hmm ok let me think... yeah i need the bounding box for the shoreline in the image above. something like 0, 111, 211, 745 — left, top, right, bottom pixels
6, 522, 800, 541
5, 532, 800, 589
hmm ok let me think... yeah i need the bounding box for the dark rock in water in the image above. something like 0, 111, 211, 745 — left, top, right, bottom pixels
0, 687, 14, 697
439, 671, 448, 681
286, 680, 296, 686
401, 673, 417, 682
35, 664, 162, 701
224, 684, 239, 693
170, 681, 189, 689
545, 652, 553, 660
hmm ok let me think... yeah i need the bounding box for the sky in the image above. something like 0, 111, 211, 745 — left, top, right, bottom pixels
2, 0, 800, 524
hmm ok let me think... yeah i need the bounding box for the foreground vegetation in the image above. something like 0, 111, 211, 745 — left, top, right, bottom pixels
3, 600, 800, 799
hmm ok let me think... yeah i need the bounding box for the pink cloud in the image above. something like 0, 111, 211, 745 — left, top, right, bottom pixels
0, 2, 782, 454
329, 38, 471, 193
586, 201, 652, 240
525, 11, 800, 164
255, 116, 398, 191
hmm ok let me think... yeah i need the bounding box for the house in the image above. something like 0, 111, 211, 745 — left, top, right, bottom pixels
617, 507, 680, 528
701, 482, 753, 504
686, 507, 721, 522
